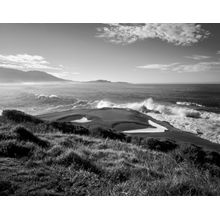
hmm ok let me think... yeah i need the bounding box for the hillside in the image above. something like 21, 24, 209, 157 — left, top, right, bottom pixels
0, 67, 67, 83
0, 110, 220, 195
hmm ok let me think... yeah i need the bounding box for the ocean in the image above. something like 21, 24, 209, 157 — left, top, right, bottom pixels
0, 82, 220, 144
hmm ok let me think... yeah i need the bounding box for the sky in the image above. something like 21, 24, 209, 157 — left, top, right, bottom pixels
0, 23, 220, 83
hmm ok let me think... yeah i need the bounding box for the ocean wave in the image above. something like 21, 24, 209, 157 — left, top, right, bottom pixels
72, 99, 94, 109
92, 98, 202, 119
176, 101, 204, 107
70, 98, 218, 120
83, 98, 220, 144
35, 94, 59, 99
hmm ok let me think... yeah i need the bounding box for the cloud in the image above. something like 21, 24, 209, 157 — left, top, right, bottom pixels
137, 63, 179, 71
96, 23, 210, 46
217, 51, 220, 55
185, 54, 211, 60
172, 62, 219, 72
137, 61, 220, 73
0, 54, 60, 70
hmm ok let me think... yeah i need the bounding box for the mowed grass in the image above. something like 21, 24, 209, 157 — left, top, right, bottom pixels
0, 110, 220, 196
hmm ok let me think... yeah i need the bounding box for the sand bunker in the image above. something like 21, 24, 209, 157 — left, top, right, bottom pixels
123, 120, 168, 133
71, 117, 92, 123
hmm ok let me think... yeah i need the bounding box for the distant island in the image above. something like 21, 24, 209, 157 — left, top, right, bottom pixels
85, 79, 112, 83
0, 67, 67, 83
84, 79, 130, 84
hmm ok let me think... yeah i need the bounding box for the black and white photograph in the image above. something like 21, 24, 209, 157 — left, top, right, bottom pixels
1, 22, 220, 196
0, 0, 220, 219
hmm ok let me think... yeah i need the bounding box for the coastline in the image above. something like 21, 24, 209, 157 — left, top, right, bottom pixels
38, 107, 220, 152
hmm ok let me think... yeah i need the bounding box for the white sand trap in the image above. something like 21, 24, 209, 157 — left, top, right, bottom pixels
123, 120, 168, 133
71, 117, 92, 123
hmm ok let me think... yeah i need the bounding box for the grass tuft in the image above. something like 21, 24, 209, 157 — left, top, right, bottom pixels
56, 149, 102, 175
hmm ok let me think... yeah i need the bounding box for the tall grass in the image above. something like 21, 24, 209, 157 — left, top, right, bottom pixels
0, 110, 220, 195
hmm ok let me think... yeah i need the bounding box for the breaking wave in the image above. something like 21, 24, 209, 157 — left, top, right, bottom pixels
71, 98, 220, 144
176, 101, 204, 107
92, 98, 203, 119
35, 94, 59, 99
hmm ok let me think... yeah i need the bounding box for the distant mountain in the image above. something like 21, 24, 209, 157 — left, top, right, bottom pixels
0, 67, 67, 83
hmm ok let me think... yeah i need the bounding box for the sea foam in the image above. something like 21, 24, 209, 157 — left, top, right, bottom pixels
176, 101, 204, 107
94, 98, 202, 118
35, 94, 59, 99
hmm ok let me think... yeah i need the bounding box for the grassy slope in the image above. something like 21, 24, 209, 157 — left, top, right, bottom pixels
0, 110, 220, 196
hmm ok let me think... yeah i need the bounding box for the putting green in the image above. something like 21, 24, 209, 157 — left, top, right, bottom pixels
38, 107, 220, 152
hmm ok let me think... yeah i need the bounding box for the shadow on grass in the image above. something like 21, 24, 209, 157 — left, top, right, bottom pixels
56, 149, 103, 175
0, 139, 34, 158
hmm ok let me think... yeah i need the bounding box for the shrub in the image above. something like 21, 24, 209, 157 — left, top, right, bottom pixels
0, 140, 34, 158
49, 121, 89, 135
166, 181, 212, 196
130, 136, 144, 145
205, 151, 220, 167
20, 122, 58, 134
145, 138, 177, 152
178, 144, 207, 166
173, 144, 220, 173
0, 180, 15, 195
